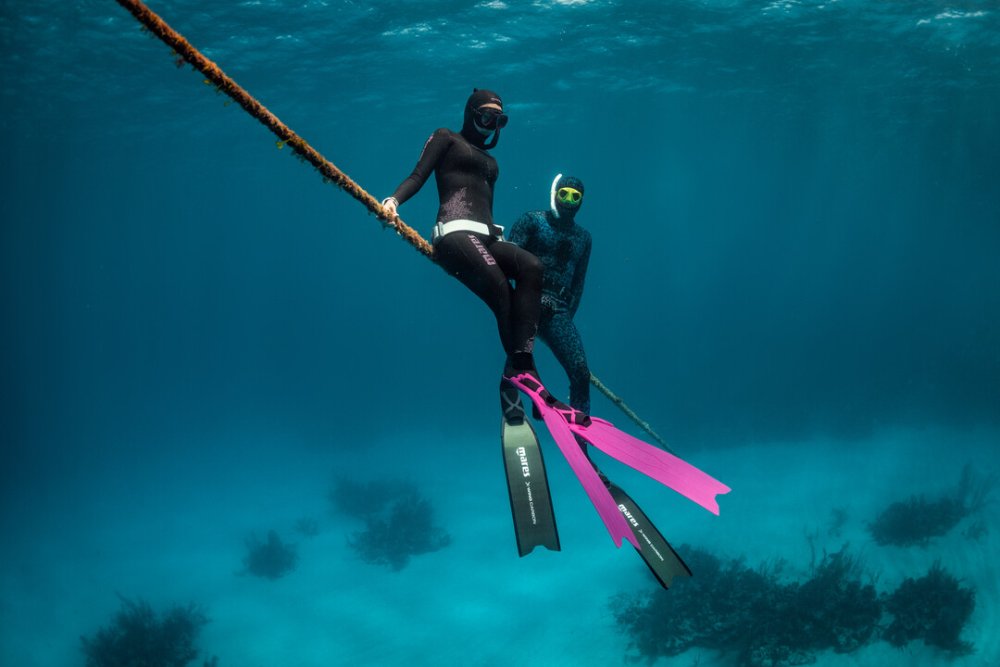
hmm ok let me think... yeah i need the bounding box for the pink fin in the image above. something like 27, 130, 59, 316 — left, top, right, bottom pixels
570, 418, 731, 515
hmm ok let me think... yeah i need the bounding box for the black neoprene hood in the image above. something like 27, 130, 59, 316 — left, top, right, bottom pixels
462, 88, 504, 149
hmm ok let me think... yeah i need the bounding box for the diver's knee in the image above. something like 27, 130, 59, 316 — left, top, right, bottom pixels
520, 254, 544, 287
490, 278, 513, 311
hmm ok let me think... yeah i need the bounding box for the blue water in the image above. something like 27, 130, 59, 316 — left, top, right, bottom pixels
2, 1, 998, 665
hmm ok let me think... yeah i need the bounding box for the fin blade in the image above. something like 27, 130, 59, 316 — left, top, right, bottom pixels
501, 418, 560, 556
572, 418, 730, 515
537, 408, 638, 549
608, 481, 692, 589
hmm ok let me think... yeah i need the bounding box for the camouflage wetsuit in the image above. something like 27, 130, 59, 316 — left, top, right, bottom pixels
509, 208, 592, 412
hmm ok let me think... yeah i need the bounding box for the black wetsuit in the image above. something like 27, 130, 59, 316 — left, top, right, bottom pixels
389, 124, 542, 360
509, 209, 592, 412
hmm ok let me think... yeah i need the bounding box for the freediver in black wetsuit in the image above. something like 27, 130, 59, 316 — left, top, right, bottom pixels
509, 175, 592, 414
381, 89, 543, 375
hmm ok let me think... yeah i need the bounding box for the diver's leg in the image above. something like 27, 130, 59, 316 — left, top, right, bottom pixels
540, 311, 592, 414
539, 309, 603, 477
489, 240, 543, 367
434, 232, 517, 353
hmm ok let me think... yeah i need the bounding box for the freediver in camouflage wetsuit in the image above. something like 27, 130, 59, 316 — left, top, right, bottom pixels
509, 175, 592, 413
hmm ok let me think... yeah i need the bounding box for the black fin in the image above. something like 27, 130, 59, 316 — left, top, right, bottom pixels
501, 415, 560, 556
608, 481, 692, 588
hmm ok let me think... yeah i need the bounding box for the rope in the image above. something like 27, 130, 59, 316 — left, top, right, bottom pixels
113, 0, 432, 258
114, 0, 673, 451
590, 374, 674, 453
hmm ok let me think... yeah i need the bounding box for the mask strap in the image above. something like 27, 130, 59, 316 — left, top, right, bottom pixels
550, 173, 563, 218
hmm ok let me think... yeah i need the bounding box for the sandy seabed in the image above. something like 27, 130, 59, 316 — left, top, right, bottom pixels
2, 424, 997, 667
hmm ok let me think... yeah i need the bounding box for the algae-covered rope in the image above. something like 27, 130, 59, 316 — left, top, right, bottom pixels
113, 0, 672, 450
113, 0, 431, 258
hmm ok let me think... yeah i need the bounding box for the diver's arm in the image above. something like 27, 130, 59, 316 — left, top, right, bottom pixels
568, 230, 592, 318
385, 129, 451, 209
508, 211, 538, 248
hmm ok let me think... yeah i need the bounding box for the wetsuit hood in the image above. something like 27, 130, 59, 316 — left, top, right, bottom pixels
550, 174, 585, 220
462, 88, 504, 150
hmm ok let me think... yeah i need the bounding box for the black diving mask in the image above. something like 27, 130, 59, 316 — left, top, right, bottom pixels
474, 107, 508, 131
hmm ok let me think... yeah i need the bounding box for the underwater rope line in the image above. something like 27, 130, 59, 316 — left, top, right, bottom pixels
591, 374, 672, 452
113, 0, 430, 257
114, 0, 672, 451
